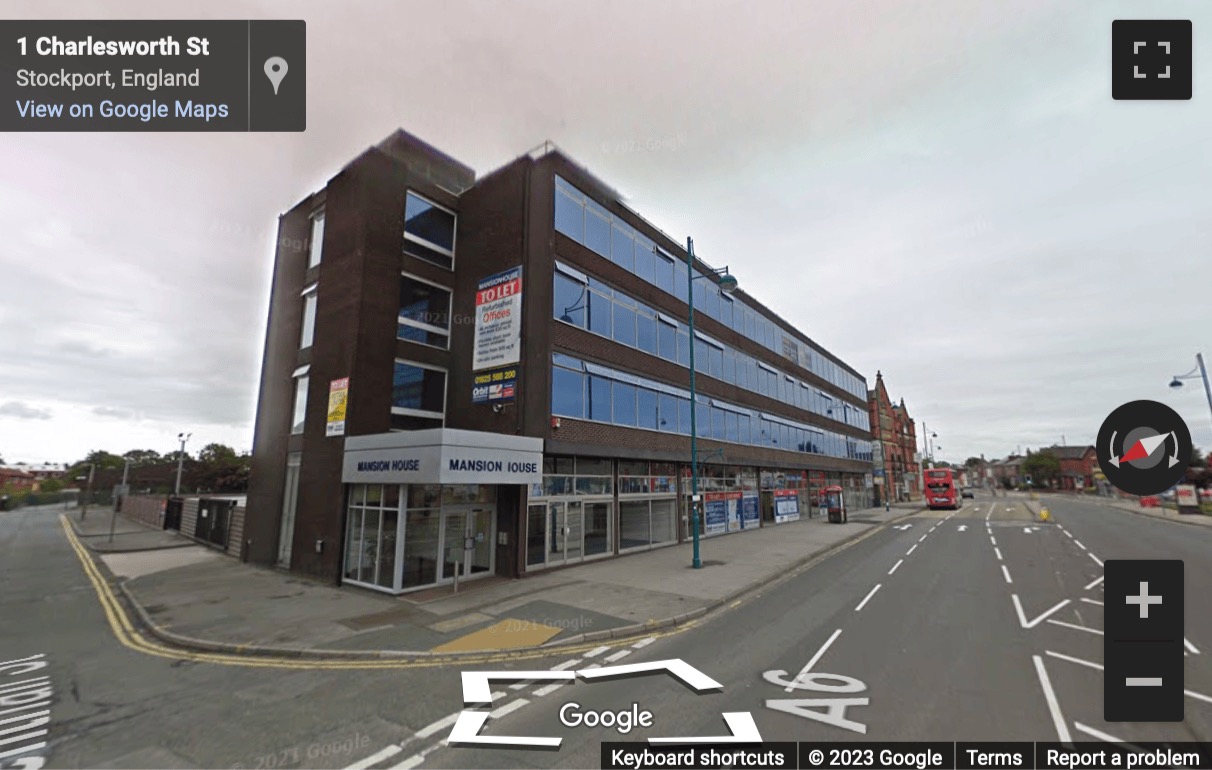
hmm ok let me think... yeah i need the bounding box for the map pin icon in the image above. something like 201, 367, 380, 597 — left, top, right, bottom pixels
264, 57, 288, 95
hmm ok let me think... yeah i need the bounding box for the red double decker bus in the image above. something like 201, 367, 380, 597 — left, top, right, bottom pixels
924, 468, 963, 510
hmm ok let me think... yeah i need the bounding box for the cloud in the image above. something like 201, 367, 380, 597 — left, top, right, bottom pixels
0, 402, 52, 420
0, 0, 1209, 467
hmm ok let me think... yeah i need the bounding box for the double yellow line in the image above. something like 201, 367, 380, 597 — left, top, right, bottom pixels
60, 515, 686, 669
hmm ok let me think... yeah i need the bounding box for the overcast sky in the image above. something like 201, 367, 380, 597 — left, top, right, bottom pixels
2, 0, 1211, 468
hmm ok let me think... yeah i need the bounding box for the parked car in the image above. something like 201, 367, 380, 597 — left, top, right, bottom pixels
961, 487, 975, 499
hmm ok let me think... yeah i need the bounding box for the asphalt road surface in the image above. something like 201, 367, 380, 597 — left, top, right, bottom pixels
2, 495, 1209, 769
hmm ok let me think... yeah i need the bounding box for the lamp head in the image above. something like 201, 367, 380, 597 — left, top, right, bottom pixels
717, 273, 738, 293
1170, 378, 1184, 389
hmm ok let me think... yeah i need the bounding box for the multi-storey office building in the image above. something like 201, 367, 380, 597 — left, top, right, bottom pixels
245, 129, 875, 592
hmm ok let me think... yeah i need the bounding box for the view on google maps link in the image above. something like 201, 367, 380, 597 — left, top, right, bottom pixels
1, 3, 1211, 770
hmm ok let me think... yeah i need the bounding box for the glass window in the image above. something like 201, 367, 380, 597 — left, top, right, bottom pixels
636, 308, 657, 354
678, 399, 692, 436
551, 366, 585, 418
392, 361, 445, 416
588, 290, 612, 337
693, 279, 707, 313
402, 508, 439, 589
709, 346, 723, 380
613, 382, 637, 426
677, 330, 690, 366
654, 252, 674, 294
403, 192, 456, 269
553, 273, 586, 327
719, 296, 733, 329
588, 375, 611, 421
291, 374, 308, 434
613, 302, 637, 347
658, 320, 676, 359
555, 187, 584, 241
703, 285, 719, 320
585, 206, 611, 257
619, 500, 652, 551
307, 213, 324, 268
739, 413, 751, 445
300, 288, 317, 349
577, 457, 613, 475
638, 388, 659, 430
398, 275, 451, 348
611, 224, 634, 271
634, 239, 654, 284
712, 407, 726, 440
659, 393, 677, 432
736, 355, 748, 390
723, 351, 735, 384
673, 264, 689, 303
726, 412, 739, 443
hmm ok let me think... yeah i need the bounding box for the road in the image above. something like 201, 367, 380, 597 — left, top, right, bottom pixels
1, 495, 1209, 769
406, 494, 1212, 769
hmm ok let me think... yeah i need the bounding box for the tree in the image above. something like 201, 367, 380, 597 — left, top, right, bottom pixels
123, 449, 163, 466
67, 450, 125, 479
1021, 450, 1061, 486
197, 443, 238, 465
964, 457, 983, 468
1191, 446, 1207, 468
39, 477, 64, 493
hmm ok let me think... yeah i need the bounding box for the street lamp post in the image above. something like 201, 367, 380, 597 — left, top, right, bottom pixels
110, 456, 130, 543
683, 236, 737, 570
78, 463, 95, 521
174, 432, 192, 496
1170, 353, 1212, 437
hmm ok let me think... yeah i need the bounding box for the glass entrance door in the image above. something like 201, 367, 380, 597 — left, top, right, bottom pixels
545, 500, 584, 566
440, 504, 495, 581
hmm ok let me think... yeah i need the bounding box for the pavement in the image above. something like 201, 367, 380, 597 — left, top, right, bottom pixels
64, 498, 926, 658
5, 492, 1211, 769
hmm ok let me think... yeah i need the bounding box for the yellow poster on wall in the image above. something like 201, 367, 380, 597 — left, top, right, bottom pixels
326, 377, 349, 437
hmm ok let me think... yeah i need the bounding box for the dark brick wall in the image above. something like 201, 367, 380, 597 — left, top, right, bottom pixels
246, 196, 317, 566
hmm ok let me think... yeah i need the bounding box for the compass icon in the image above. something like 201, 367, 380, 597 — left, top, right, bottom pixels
1097, 400, 1192, 496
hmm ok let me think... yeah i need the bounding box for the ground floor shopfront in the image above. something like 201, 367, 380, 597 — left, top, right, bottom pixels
338, 431, 872, 594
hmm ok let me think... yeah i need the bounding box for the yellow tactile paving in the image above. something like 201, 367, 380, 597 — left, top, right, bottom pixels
430, 618, 563, 653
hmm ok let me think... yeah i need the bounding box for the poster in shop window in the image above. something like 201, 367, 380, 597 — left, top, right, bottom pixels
703, 491, 734, 535
740, 492, 760, 528
773, 488, 800, 523
473, 266, 523, 371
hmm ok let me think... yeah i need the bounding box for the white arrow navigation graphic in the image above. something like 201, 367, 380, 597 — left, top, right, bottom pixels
893, 524, 913, 531
649, 712, 763, 744
449, 659, 736, 748
957, 525, 968, 532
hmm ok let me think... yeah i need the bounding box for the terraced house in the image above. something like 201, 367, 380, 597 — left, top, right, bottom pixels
246, 128, 876, 593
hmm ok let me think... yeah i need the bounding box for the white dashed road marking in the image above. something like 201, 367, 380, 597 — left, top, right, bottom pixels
1047, 619, 1103, 636
994, 547, 1003, 561
1080, 598, 1103, 607
583, 646, 610, 658
906, 544, 917, 555
414, 713, 460, 739
1085, 576, 1104, 591
1074, 722, 1123, 743
1045, 650, 1102, 671
855, 584, 882, 612
1001, 565, 1013, 584
633, 637, 656, 649
1033, 655, 1073, 744
489, 698, 528, 719
888, 559, 903, 575
604, 649, 632, 663
786, 629, 842, 692
346, 745, 402, 770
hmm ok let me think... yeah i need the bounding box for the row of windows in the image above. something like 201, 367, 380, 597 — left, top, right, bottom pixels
551, 354, 873, 462
554, 175, 867, 401
553, 265, 869, 431
304, 191, 457, 274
